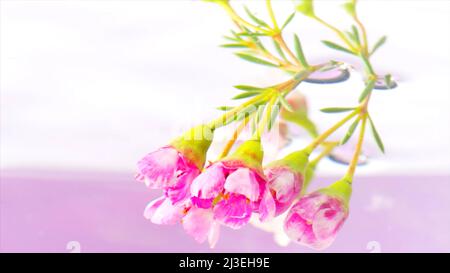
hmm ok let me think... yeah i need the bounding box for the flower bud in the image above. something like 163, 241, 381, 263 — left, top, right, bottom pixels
136, 124, 214, 204
284, 177, 351, 250
170, 124, 214, 170
263, 150, 310, 216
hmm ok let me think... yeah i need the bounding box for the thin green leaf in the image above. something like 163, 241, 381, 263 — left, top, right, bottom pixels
216, 106, 234, 111
322, 40, 355, 55
281, 12, 296, 30
223, 35, 239, 42
347, 25, 361, 45
251, 36, 266, 51
294, 34, 309, 67
237, 32, 268, 37
244, 6, 269, 27
368, 115, 385, 153
371, 36, 387, 56
225, 103, 260, 125
232, 91, 261, 100
230, 30, 242, 41
273, 40, 288, 62
235, 53, 278, 67
279, 95, 294, 112
255, 104, 266, 123
234, 85, 265, 92
341, 118, 360, 145
358, 79, 376, 102
220, 43, 247, 48
268, 99, 281, 130
234, 111, 252, 122
320, 107, 355, 113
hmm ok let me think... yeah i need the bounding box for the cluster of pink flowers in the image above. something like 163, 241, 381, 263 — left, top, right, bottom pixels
136, 124, 351, 250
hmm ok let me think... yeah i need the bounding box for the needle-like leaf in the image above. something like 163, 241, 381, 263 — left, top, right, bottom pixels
281, 12, 296, 30
235, 53, 278, 67
232, 91, 261, 100
322, 40, 355, 55
371, 36, 387, 56
320, 107, 355, 113
234, 85, 265, 92
273, 40, 288, 62
368, 115, 385, 153
294, 34, 309, 67
341, 118, 360, 145
244, 6, 269, 27
358, 79, 376, 102
216, 106, 234, 111
279, 95, 294, 112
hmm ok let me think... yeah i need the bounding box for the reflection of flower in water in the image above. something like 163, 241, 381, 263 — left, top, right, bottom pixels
250, 214, 291, 247
66, 241, 81, 253
365, 194, 394, 212
366, 240, 382, 253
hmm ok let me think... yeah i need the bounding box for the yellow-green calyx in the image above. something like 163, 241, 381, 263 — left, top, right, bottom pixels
319, 177, 353, 206
303, 163, 316, 192
223, 139, 264, 174
171, 124, 214, 170
267, 149, 310, 175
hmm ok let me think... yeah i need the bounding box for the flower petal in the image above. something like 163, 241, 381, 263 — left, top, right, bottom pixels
294, 193, 328, 220
191, 196, 214, 209
213, 194, 252, 229
137, 147, 180, 188
284, 193, 348, 250
165, 168, 199, 205
190, 164, 225, 199
224, 168, 260, 201
284, 209, 316, 246
208, 221, 221, 249
259, 186, 276, 222
266, 167, 300, 203
144, 196, 184, 225
182, 207, 214, 243
313, 204, 347, 241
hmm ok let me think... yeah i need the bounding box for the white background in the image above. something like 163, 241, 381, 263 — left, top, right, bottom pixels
1, 0, 450, 176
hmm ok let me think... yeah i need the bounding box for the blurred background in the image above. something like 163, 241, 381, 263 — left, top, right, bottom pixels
1, 0, 450, 252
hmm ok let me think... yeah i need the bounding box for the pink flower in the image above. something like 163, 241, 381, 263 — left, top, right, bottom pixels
264, 166, 303, 216
284, 192, 349, 250
261, 149, 310, 220
143, 196, 187, 225
136, 124, 214, 204
190, 161, 264, 229
136, 146, 200, 204
182, 206, 220, 248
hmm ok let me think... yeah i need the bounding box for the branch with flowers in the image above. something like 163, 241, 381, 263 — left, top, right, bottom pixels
135, 0, 395, 250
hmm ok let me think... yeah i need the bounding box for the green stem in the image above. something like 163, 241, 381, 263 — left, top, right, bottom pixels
344, 114, 367, 182
254, 95, 277, 140
221, 2, 268, 34
309, 141, 339, 166
208, 93, 268, 130
218, 113, 252, 159
304, 110, 359, 154
273, 34, 302, 68
360, 54, 376, 76
266, 0, 279, 30
354, 16, 368, 55
313, 15, 358, 53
